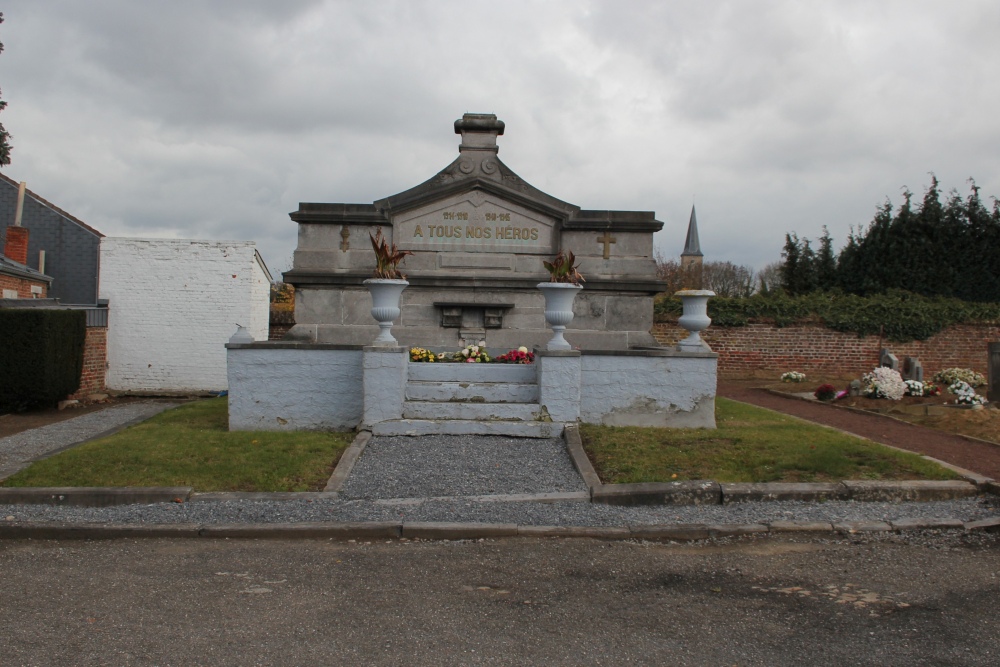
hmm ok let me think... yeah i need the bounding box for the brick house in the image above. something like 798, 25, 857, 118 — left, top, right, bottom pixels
0, 173, 103, 304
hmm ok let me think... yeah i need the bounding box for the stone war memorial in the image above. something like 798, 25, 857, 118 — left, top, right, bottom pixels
227, 113, 718, 436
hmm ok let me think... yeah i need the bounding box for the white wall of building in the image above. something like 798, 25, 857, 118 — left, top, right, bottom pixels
100, 238, 271, 393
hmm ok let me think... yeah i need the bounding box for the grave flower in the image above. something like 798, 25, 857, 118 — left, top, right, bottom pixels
862, 367, 906, 400
814, 384, 837, 401
781, 371, 806, 383
947, 380, 986, 406
904, 379, 924, 397
496, 348, 535, 364
933, 368, 987, 388
409, 347, 439, 363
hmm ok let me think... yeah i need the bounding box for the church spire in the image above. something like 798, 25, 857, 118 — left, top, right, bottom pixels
681, 205, 702, 258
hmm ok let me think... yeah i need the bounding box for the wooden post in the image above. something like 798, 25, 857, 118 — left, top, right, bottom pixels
989, 342, 1000, 402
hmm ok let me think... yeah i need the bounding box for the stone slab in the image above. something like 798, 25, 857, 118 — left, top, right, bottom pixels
964, 517, 1000, 532
199, 522, 403, 539
768, 521, 835, 533
0, 522, 202, 540
401, 522, 519, 539
371, 419, 563, 438
402, 401, 541, 421
987, 481, 1000, 497
628, 524, 712, 541
842, 480, 978, 502
0, 487, 192, 507
405, 381, 539, 403
889, 518, 965, 531
706, 523, 770, 537
516, 525, 631, 539
721, 483, 847, 504
833, 521, 893, 533
591, 481, 722, 506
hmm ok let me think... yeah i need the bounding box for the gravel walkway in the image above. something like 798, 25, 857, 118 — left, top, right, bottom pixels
0, 401, 181, 479
2, 496, 998, 527
341, 435, 587, 499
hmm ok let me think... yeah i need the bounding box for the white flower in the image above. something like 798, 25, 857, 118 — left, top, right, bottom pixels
518, 346, 528, 353
862, 367, 906, 400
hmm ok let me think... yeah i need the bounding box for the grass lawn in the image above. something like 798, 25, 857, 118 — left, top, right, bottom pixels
580, 398, 958, 484
1, 398, 355, 492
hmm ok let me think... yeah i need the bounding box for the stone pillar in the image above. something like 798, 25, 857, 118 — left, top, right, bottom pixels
536, 349, 581, 423
362, 346, 408, 427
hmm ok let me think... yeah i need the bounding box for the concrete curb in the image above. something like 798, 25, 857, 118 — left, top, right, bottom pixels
324, 430, 371, 493
0, 487, 192, 507
3, 517, 998, 541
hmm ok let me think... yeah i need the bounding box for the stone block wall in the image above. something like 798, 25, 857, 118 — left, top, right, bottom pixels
653, 319, 1000, 378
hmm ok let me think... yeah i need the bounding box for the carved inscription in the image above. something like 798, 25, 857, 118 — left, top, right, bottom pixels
396, 199, 554, 254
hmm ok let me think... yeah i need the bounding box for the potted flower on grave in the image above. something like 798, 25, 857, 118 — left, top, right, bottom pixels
364, 227, 413, 346
537, 250, 584, 350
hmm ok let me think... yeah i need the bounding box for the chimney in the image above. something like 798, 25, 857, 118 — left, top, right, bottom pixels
4, 226, 29, 264
4, 181, 29, 264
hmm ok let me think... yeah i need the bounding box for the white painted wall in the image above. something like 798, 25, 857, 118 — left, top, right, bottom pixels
100, 238, 272, 392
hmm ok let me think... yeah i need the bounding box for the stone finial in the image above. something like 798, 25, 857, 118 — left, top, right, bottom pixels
229, 324, 254, 344
454, 113, 505, 153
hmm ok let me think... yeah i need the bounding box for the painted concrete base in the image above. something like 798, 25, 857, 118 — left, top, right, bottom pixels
226, 341, 718, 433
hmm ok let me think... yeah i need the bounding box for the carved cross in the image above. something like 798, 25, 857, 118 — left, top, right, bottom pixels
597, 231, 616, 260
340, 225, 350, 252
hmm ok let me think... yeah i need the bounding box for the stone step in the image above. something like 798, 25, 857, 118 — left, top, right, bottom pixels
405, 381, 539, 403
371, 419, 564, 438
407, 363, 536, 384
402, 401, 542, 421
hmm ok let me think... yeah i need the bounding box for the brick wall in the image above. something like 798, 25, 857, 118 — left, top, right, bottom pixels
69, 326, 108, 399
652, 319, 1000, 378
0, 273, 47, 298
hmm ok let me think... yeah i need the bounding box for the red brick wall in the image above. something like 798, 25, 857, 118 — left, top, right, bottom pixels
0, 274, 48, 298
652, 319, 1000, 379
69, 326, 107, 398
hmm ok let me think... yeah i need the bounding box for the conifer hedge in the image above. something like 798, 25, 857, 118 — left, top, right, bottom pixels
654, 290, 1000, 343
0, 309, 86, 411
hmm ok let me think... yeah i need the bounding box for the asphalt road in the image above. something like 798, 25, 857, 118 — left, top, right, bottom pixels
2, 532, 998, 666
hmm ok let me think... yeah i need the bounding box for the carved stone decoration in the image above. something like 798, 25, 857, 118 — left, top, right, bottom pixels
597, 231, 616, 259
340, 225, 350, 252
459, 160, 475, 174
481, 160, 497, 174
484, 308, 504, 328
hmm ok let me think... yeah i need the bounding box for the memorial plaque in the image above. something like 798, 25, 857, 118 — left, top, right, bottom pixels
394, 193, 556, 255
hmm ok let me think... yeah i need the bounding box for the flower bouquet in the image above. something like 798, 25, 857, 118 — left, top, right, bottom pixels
457, 344, 490, 363
948, 381, 986, 406
813, 384, 837, 401
862, 367, 906, 400
495, 347, 535, 364
781, 371, 806, 383
409, 347, 440, 363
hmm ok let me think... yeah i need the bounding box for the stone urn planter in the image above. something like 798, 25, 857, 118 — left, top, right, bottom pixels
675, 289, 715, 350
364, 278, 408, 346
537, 282, 583, 350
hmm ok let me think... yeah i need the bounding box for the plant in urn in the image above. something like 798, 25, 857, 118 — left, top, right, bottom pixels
537, 251, 584, 350
363, 227, 413, 346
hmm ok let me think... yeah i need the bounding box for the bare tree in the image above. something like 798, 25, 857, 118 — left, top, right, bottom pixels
756, 261, 784, 294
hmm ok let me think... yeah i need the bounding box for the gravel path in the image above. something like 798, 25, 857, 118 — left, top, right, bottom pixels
341, 435, 587, 499
2, 496, 997, 527
0, 401, 181, 479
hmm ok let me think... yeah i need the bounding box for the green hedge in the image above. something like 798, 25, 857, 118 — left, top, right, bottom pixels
655, 289, 1000, 343
0, 309, 86, 411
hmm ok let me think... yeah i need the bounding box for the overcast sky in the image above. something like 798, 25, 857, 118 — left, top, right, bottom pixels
2, 1, 999, 276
